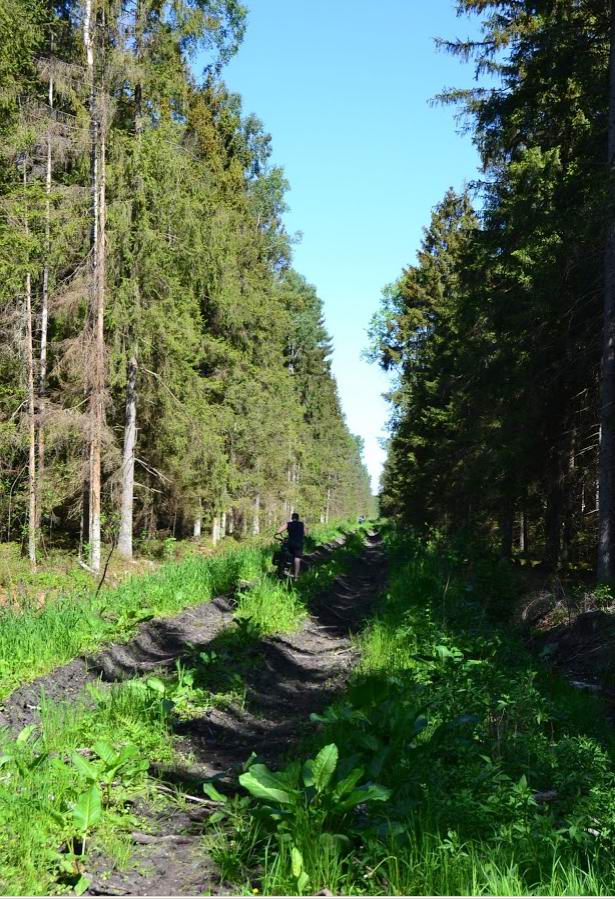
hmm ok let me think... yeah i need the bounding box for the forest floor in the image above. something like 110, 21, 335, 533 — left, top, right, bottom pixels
519, 569, 615, 709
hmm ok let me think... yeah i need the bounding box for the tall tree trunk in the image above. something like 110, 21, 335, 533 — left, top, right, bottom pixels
562, 430, 576, 563
519, 508, 529, 554
22, 160, 36, 567
118, 356, 137, 558
545, 460, 563, 568
37, 66, 53, 532
212, 514, 220, 545
193, 501, 202, 538
499, 503, 513, 560
84, 0, 106, 573
598, 0, 615, 581
252, 494, 260, 536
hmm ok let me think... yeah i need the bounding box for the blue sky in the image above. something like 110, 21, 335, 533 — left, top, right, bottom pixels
202, 0, 485, 491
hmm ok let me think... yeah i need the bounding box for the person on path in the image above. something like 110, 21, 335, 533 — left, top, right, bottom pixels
277, 512, 307, 578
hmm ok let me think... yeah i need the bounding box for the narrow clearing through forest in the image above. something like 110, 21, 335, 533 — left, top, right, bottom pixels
86, 533, 385, 897
1, 533, 386, 897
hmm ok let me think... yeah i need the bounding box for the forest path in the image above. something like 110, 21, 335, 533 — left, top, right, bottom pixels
84, 533, 387, 897
0, 536, 346, 735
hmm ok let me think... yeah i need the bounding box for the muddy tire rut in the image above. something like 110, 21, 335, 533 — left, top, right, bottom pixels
82, 533, 386, 897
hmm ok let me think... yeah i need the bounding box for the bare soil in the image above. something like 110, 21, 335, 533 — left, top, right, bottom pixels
83, 534, 386, 897
518, 572, 615, 699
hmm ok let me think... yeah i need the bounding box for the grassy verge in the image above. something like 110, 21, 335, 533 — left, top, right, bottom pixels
0, 522, 360, 700
0, 543, 269, 699
0, 523, 367, 896
212, 527, 615, 896
234, 529, 368, 638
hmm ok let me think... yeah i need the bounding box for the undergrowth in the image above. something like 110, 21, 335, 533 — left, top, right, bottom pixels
0, 681, 174, 896
210, 527, 615, 896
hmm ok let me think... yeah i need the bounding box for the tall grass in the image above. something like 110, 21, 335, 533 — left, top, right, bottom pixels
0, 543, 274, 698
235, 579, 308, 635
0, 679, 175, 897
217, 526, 615, 896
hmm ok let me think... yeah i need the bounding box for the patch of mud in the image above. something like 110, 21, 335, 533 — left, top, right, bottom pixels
0, 595, 235, 734
85, 534, 386, 897
85, 804, 222, 897
0, 536, 349, 735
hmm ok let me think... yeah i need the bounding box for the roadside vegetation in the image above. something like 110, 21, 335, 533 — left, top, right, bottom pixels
0, 522, 364, 897
209, 527, 615, 896
0, 521, 354, 700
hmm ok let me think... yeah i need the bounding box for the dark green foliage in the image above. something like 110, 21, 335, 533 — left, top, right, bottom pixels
372, 1, 613, 569
0, 0, 371, 553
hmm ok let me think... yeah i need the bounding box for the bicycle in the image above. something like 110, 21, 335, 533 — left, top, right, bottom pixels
272, 534, 293, 579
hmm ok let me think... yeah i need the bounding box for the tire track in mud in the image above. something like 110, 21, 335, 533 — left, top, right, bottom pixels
0, 537, 346, 735
84, 533, 387, 897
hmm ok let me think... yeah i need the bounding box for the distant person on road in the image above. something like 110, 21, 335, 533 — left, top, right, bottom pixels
276, 512, 307, 578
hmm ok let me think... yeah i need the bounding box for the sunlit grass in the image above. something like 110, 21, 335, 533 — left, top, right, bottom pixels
235, 579, 308, 636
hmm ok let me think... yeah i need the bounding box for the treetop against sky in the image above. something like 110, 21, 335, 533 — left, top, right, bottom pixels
207, 0, 484, 488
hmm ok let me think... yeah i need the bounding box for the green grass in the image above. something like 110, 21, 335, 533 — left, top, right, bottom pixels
208, 526, 615, 896
0, 524, 364, 700
0, 543, 273, 699
0, 680, 174, 896
235, 579, 308, 636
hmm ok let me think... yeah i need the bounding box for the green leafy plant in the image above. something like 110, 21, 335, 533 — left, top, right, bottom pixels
238, 743, 391, 828
71, 783, 102, 855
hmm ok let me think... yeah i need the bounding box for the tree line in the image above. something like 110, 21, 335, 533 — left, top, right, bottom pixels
370, 0, 615, 579
0, 0, 372, 572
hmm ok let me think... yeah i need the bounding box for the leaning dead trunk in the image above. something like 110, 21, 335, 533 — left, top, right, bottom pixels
598, 0, 615, 581
117, 356, 137, 559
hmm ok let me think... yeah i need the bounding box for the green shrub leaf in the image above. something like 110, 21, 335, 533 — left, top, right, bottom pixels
71, 752, 99, 782
291, 845, 304, 877
338, 782, 392, 810
72, 784, 102, 832
303, 743, 338, 792
239, 765, 296, 804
